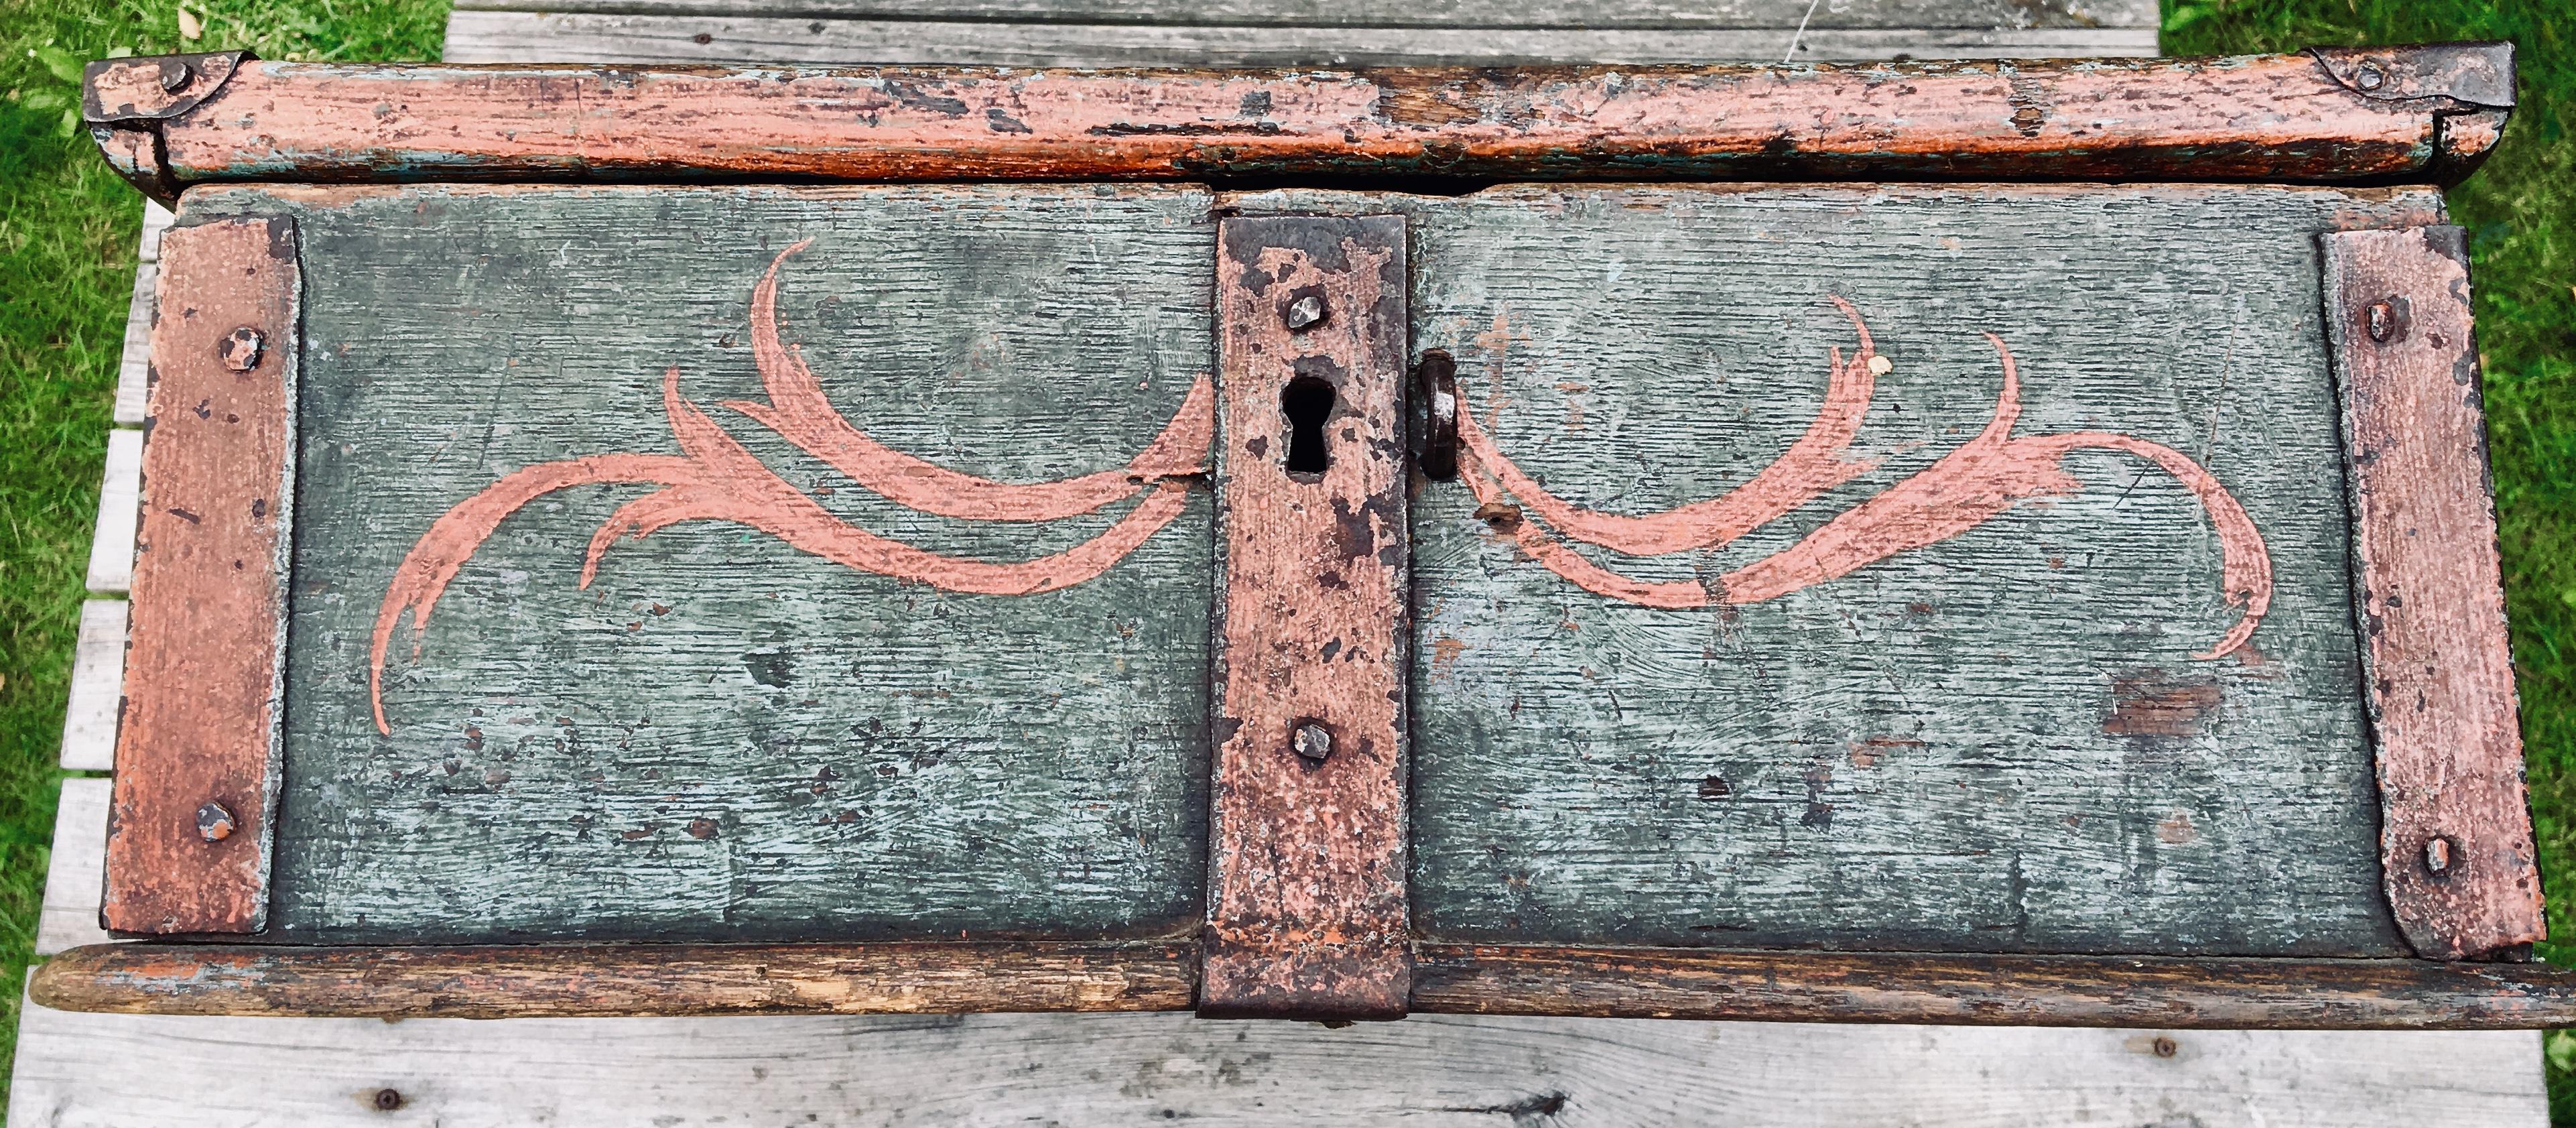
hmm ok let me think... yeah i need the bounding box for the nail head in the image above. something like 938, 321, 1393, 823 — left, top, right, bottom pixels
219, 326, 267, 372
196, 800, 237, 843
1283, 294, 1328, 332
1291, 721, 1334, 762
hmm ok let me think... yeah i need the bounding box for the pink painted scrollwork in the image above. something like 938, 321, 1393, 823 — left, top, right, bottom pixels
1456, 302, 2272, 660
369, 243, 1214, 734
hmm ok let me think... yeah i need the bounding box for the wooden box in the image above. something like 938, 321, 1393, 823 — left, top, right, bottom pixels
49, 42, 2576, 1027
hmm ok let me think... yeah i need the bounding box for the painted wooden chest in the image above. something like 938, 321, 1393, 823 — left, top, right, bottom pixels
47, 41, 2576, 1027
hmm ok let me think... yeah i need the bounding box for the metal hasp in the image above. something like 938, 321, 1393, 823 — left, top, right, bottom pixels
2322, 225, 2544, 961
80, 50, 251, 204
1203, 214, 1413, 1019
2309, 43, 2516, 184
81, 45, 2512, 192
105, 216, 301, 935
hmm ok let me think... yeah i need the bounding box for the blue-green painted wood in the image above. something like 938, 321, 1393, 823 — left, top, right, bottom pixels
184, 184, 1220, 943
1368, 184, 2434, 957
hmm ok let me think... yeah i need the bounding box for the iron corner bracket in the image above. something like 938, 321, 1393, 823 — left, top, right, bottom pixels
2309, 42, 2515, 188
82, 50, 254, 206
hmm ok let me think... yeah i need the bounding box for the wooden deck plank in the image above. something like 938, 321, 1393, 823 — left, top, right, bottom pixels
448, 0, 2161, 30
81, 429, 140, 595
36, 779, 111, 956
110, 264, 152, 427
442, 11, 2157, 66
6, 995, 2545, 1127
58, 601, 124, 773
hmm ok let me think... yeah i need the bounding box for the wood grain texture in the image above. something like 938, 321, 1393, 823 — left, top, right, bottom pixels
1382, 182, 2449, 957
106, 216, 300, 936
9, 1003, 2540, 1128
31, 942, 1194, 1017
2323, 226, 2544, 960
1413, 946, 2576, 1029
113, 51, 2506, 190
443, 12, 2158, 68
80, 429, 138, 594
1202, 216, 1411, 1018
180, 184, 1217, 944
448, 0, 2159, 31
58, 600, 125, 772
111, 264, 153, 426
37, 779, 113, 956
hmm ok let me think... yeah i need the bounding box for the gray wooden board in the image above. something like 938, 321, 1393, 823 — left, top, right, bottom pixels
448, 0, 2157, 31
443, 11, 2155, 66
81, 429, 139, 595
182, 183, 1219, 943
5, 997, 2547, 1128
58, 601, 125, 773
36, 779, 112, 956
1235, 184, 2429, 957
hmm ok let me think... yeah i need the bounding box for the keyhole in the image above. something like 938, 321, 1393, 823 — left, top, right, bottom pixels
1281, 375, 1336, 475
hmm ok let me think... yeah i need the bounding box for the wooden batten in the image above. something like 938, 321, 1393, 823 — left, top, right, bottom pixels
1202, 214, 1414, 1019
2323, 226, 2546, 961
104, 216, 301, 936
35, 941, 2576, 1027
79, 45, 2511, 200
29, 942, 1199, 1018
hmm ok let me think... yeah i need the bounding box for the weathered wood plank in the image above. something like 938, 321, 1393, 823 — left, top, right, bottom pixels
93, 50, 2511, 193
178, 183, 1218, 944
80, 428, 139, 594
36, 779, 113, 956
2324, 226, 2544, 960
111, 263, 153, 426
107, 216, 302, 936
34, 942, 1197, 1017
447, 0, 2159, 31
442, 11, 2159, 67
1386, 182, 2451, 956
58, 600, 125, 772
5, 998, 2545, 1127
1411, 945, 2576, 1029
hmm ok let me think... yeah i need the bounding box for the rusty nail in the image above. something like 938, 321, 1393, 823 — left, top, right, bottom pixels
1291, 721, 1334, 762
2151, 1036, 2178, 1058
218, 327, 267, 372
2354, 63, 2386, 91
373, 1087, 405, 1111
2365, 301, 2395, 343
1283, 294, 1328, 332
2425, 834, 2455, 875
196, 800, 237, 843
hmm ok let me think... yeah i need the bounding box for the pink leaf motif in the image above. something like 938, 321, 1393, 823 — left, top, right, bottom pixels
1460, 306, 2273, 659
369, 245, 1214, 735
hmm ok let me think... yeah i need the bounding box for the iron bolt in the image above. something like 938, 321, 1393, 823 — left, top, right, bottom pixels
160, 62, 194, 93
2424, 834, 2456, 875
2151, 1036, 2179, 1058
2354, 63, 2386, 91
196, 800, 237, 843
2366, 300, 2396, 343
218, 327, 267, 372
1291, 721, 1334, 762
373, 1088, 405, 1111
1283, 294, 1328, 332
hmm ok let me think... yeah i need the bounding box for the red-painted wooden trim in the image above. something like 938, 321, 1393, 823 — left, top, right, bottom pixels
2323, 226, 2544, 960
1202, 214, 1413, 1019
105, 216, 301, 935
81, 45, 2513, 202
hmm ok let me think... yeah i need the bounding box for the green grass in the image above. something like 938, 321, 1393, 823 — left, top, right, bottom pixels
0, 0, 447, 1111
0, 0, 2568, 1118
